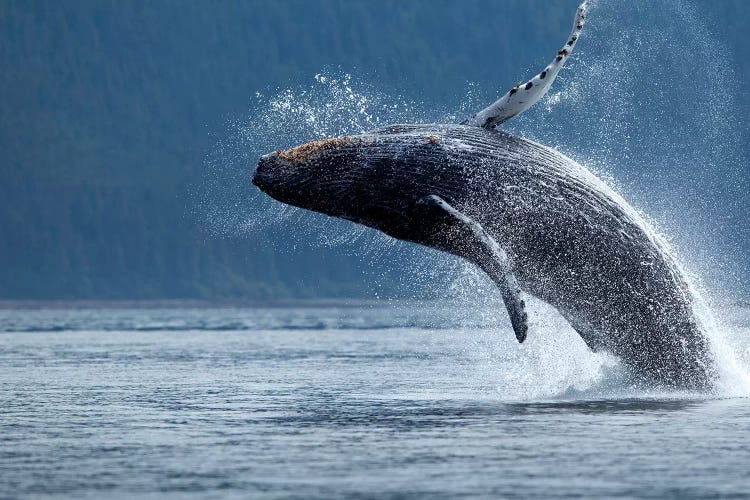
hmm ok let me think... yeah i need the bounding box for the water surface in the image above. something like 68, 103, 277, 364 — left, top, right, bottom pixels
1, 303, 749, 498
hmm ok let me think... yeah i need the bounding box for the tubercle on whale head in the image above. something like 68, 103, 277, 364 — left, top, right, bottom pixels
274, 136, 358, 164
254, 135, 360, 186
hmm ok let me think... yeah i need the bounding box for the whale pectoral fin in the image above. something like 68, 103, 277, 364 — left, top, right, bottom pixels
417, 195, 529, 343
463, 2, 587, 129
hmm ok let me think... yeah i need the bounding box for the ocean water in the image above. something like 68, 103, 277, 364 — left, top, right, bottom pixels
1, 302, 750, 499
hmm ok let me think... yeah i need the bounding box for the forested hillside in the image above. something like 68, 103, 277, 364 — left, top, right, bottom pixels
1, 0, 748, 299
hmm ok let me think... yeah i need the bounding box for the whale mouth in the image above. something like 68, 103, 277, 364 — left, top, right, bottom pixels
252, 152, 314, 207
252, 154, 276, 192
251, 171, 265, 190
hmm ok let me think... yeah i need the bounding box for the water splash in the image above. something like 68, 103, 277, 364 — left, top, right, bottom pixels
454, 3, 750, 398
196, 1, 750, 399
197, 73, 419, 249
527, 0, 749, 396
510, 0, 747, 295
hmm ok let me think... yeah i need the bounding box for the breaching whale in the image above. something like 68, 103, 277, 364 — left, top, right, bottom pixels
252, 3, 717, 389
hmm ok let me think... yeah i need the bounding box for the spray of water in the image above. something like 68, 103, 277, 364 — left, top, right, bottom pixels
196, 1, 750, 399
511, 0, 746, 295
505, 0, 750, 397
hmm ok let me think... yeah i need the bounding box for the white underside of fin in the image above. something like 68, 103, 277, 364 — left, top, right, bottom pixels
465, 2, 587, 129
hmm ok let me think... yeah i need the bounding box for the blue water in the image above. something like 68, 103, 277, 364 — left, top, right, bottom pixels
2, 302, 750, 498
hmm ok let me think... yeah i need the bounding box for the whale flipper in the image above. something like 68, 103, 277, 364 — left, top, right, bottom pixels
417, 195, 529, 343
464, 2, 587, 129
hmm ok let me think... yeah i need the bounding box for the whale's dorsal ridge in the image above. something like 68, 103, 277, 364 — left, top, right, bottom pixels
464, 2, 587, 129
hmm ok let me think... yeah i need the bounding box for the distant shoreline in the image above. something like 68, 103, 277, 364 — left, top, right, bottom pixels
0, 298, 425, 310
2, 296, 749, 310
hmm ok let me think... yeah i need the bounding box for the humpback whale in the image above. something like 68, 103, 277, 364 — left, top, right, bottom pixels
252, 3, 717, 389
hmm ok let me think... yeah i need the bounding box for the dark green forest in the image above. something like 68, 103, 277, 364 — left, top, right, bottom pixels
1, 0, 749, 300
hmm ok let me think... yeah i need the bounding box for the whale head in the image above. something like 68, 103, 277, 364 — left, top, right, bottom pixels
253, 136, 367, 218
252, 130, 447, 237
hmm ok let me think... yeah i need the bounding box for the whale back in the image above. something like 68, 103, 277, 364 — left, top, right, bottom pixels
368, 124, 714, 387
